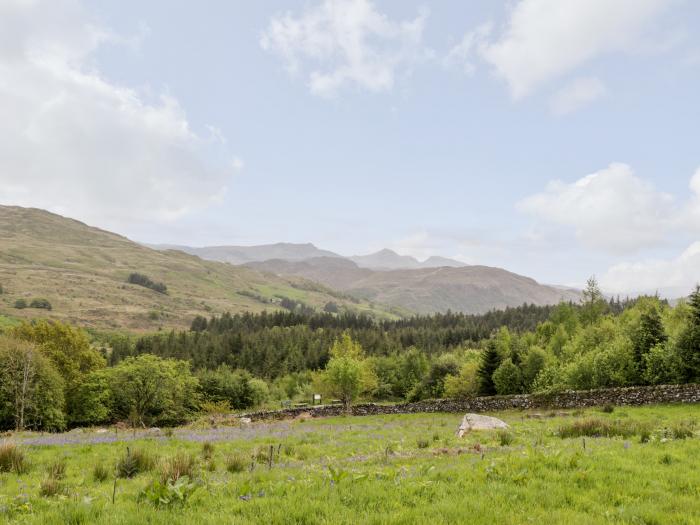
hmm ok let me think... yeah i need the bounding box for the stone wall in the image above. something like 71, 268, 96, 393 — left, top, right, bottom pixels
242, 383, 700, 422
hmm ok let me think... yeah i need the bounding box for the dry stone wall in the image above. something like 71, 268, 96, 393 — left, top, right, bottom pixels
243, 384, 700, 422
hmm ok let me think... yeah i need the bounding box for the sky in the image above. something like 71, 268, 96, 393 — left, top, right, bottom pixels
1, 0, 699, 296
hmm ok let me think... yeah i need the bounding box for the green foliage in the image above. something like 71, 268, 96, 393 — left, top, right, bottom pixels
225, 453, 247, 473
0, 336, 66, 431
117, 448, 155, 478
580, 277, 608, 326
29, 298, 52, 310
138, 475, 199, 508
92, 462, 110, 482
477, 342, 501, 396
558, 418, 650, 439
158, 453, 197, 484
493, 358, 523, 395
127, 272, 168, 294
497, 429, 514, 446
106, 355, 199, 427
443, 360, 480, 399
323, 356, 362, 409
197, 366, 260, 410
675, 286, 700, 382
13, 298, 27, 309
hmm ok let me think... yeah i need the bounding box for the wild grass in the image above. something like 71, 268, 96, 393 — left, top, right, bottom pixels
557, 417, 649, 439
116, 447, 155, 478
0, 440, 28, 474
0, 404, 698, 524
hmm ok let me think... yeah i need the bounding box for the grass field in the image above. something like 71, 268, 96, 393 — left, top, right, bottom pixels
1, 404, 699, 524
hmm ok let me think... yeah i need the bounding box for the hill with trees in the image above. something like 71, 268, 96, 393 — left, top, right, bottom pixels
0, 206, 399, 330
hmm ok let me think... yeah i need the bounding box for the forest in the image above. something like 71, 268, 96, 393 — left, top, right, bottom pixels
1, 280, 699, 432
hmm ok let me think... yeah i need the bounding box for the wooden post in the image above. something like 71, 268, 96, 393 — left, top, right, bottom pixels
268, 445, 274, 469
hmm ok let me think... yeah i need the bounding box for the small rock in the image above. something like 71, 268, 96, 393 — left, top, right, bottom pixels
95, 428, 108, 434
148, 427, 160, 434
239, 417, 252, 425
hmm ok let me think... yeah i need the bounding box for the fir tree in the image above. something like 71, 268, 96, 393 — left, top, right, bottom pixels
477, 341, 502, 396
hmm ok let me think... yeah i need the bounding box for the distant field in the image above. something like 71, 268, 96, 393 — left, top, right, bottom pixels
1, 404, 698, 524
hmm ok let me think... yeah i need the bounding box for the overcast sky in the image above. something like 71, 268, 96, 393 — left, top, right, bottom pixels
1, 0, 699, 296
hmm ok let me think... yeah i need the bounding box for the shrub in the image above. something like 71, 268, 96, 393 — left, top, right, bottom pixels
159, 453, 197, 484
497, 430, 514, 446
116, 448, 155, 478
13, 299, 27, 309
225, 454, 247, 473
0, 441, 28, 474
92, 462, 110, 482
416, 439, 429, 449
29, 298, 52, 310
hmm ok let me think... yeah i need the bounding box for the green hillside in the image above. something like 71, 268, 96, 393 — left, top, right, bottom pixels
0, 206, 399, 331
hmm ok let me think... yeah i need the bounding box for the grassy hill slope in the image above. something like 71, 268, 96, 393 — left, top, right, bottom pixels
0, 206, 398, 330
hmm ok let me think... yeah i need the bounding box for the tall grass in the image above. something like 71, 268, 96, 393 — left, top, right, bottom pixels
0, 441, 28, 474
558, 418, 649, 439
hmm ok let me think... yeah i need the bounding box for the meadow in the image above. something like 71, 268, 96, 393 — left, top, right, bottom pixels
0, 403, 698, 524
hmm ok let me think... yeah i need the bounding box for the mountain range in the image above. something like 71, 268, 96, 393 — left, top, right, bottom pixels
0, 205, 581, 329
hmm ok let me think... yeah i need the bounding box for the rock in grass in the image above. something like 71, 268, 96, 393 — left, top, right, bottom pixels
457, 414, 509, 438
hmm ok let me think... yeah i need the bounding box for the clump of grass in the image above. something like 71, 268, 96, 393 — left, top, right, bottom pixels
639, 428, 651, 443
201, 442, 215, 460
163, 428, 175, 438
46, 458, 67, 480
225, 453, 247, 473
416, 438, 429, 449
92, 462, 110, 482
206, 459, 217, 472
670, 421, 695, 440
116, 448, 155, 478
159, 453, 197, 484
0, 441, 28, 474
600, 404, 615, 414
558, 418, 647, 439
39, 477, 66, 497
497, 430, 514, 446
660, 453, 674, 465
432, 432, 440, 442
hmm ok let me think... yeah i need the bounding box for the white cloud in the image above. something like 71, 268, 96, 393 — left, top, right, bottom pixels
443, 23, 491, 75
476, 0, 672, 98
0, 0, 233, 232
550, 76, 607, 115
518, 163, 676, 254
601, 242, 700, 296
260, 0, 429, 97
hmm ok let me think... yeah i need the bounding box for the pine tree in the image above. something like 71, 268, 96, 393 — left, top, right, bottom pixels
633, 307, 667, 366
676, 286, 700, 382
477, 341, 501, 396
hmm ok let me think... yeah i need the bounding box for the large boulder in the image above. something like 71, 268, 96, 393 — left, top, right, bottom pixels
457, 414, 509, 437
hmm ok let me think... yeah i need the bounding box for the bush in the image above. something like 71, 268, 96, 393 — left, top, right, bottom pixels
159, 453, 197, 484
29, 298, 52, 310
493, 358, 523, 395
13, 299, 27, 309
0, 441, 28, 474
92, 462, 110, 482
225, 454, 247, 473
117, 448, 155, 478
